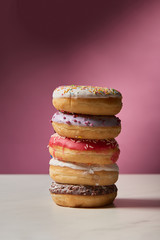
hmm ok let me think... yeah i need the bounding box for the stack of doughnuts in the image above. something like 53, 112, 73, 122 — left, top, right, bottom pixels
48, 85, 122, 208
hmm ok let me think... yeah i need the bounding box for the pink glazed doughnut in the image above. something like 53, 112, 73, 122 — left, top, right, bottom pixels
49, 133, 120, 165
52, 85, 122, 115
51, 111, 121, 139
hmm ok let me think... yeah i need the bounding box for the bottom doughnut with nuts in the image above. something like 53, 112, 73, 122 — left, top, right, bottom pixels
49, 181, 117, 208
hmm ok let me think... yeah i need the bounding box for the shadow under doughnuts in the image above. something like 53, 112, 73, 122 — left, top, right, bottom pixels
113, 198, 160, 208
79, 198, 160, 209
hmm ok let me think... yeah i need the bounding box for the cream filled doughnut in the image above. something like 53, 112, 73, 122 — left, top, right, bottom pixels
52, 85, 122, 115
49, 181, 118, 208
49, 133, 120, 165
49, 157, 119, 186
51, 111, 121, 139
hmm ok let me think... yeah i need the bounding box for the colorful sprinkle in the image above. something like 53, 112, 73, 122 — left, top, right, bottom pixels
53, 85, 121, 98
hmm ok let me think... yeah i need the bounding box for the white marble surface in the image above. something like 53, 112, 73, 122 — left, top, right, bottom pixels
0, 175, 160, 240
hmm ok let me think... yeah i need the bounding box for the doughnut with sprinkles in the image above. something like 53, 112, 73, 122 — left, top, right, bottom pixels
51, 111, 121, 139
48, 133, 120, 165
52, 85, 122, 115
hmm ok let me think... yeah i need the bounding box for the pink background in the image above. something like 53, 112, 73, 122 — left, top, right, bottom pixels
1, 0, 160, 174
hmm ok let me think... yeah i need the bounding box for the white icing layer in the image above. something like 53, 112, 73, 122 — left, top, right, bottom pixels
53, 85, 121, 99
49, 158, 119, 174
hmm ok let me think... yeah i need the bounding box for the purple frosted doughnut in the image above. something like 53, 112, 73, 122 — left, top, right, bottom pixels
51, 111, 121, 139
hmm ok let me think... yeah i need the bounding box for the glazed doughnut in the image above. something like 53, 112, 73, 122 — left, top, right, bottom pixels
49, 133, 120, 165
49, 181, 117, 208
49, 158, 119, 186
52, 85, 122, 115
51, 111, 121, 139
